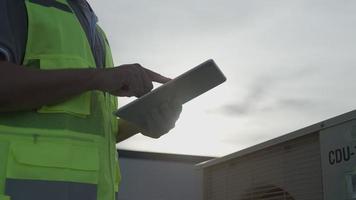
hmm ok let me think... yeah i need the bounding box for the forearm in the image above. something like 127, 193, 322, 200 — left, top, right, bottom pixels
117, 119, 141, 143
0, 61, 102, 112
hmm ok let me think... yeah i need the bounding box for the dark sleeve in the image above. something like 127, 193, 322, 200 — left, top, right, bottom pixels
0, 0, 27, 64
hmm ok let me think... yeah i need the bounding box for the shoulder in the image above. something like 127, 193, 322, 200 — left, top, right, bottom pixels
0, 0, 27, 64
0, 0, 26, 12
0, 0, 27, 31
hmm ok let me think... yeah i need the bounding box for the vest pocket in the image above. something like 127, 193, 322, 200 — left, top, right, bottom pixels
0, 141, 10, 199
6, 140, 99, 185
35, 55, 94, 117
0, 195, 10, 200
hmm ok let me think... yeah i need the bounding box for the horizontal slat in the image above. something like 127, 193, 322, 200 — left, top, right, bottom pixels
204, 134, 323, 200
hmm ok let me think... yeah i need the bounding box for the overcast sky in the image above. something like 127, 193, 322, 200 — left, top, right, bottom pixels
88, 0, 356, 157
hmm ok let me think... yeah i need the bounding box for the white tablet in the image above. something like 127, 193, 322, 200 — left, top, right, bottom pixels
114, 59, 226, 130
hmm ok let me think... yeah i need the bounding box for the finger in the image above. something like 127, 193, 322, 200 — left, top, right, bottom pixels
151, 108, 169, 137
159, 103, 177, 130
144, 68, 171, 84
170, 99, 183, 118
161, 101, 182, 129
142, 112, 156, 137
163, 98, 182, 118
131, 81, 145, 98
131, 66, 152, 97
129, 67, 146, 98
140, 68, 154, 94
135, 79, 147, 98
147, 108, 170, 138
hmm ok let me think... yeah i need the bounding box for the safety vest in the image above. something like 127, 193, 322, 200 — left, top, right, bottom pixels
0, 0, 120, 200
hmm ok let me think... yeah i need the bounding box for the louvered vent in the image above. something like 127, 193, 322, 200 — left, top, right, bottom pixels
240, 185, 295, 200
203, 134, 323, 200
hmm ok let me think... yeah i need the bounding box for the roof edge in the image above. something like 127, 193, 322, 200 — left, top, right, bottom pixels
118, 149, 215, 164
197, 109, 356, 168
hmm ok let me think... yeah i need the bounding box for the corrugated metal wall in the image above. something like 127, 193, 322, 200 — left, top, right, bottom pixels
118, 153, 207, 200
203, 133, 323, 200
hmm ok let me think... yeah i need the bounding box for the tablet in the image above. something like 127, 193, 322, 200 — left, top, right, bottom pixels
115, 59, 226, 130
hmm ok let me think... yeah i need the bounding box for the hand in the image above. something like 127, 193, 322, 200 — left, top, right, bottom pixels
97, 63, 170, 97
141, 99, 182, 138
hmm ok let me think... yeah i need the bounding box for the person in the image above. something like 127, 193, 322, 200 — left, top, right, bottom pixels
0, 0, 182, 199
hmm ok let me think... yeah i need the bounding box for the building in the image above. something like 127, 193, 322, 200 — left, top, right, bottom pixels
198, 110, 356, 200
117, 150, 213, 200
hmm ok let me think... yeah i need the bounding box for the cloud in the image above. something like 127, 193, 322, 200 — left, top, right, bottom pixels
219, 77, 272, 116
215, 66, 318, 117
89, 0, 356, 156
278, 98, 314, 109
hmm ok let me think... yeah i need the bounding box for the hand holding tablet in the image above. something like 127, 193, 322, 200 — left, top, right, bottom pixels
115, 59, 226, 133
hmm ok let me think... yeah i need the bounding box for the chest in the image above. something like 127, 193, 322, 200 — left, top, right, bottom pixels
23, 0, 103, 68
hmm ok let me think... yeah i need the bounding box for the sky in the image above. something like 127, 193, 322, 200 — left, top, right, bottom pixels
88, 0, 356, 157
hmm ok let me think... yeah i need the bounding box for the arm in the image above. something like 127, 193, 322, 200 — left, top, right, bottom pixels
0, 60, 99, 112
117, 119, 141, 143
0, 60, 182, 140
0, 61, 169, 112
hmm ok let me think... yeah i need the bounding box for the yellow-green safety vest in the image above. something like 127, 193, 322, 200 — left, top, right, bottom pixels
0, 0, 121, 199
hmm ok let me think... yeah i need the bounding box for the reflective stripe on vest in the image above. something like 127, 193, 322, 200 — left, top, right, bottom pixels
0, 0, 120, 200
0, 92, 106, 136
5, 179, 97, 200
